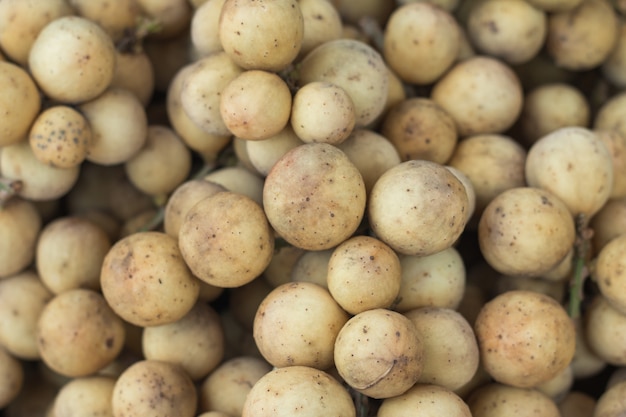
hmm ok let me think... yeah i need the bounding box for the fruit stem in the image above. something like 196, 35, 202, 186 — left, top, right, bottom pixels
568, 214, 592, 319
0, 178, 23, 207
116, 17, 163, 54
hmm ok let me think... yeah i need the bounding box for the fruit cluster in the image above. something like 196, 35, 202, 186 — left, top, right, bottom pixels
1, 0, 626, 416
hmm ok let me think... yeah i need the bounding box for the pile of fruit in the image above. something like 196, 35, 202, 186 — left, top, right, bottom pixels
2, 0, 626, 416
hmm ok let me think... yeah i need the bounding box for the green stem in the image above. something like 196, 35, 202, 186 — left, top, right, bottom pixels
568, 248, 587, 319
568, 214, 591, 319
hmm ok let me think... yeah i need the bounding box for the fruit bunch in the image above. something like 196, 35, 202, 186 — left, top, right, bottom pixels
1, 0, 626, 416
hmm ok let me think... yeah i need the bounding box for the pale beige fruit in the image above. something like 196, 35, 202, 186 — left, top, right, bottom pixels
475, 290, 576, 388
0, 61, 41, 147
336, 128, 402, 195
478, 187, 576, 277
124, 125, 192, 196
163, 179, 227, 238
246, 126, 305, 177
381, 98, 457, 164
110, 50, 155, 107
0, 140, 80, 201
594, 380, 626, 417
0, 198, 42, 278
368, 160, 469, 256
263, 143, 366, 251
334, 308, 424, 399
253, 282, 348, 369
384, 2, 460, 85
431, 56, 523, 137
69, 0, 141, 42
81, 87, 148, 165
220, 70, 292, 141
595, 129, 626, 199
100, 231, 200, 326
0, 0, 74, 65
191, 0, 227, 57
29, 16, 116, 103
468, 0, 547, 64
52, 376, 115, 417
167, 63, 232, 159
112, 360, 197, 417
180, 51, 244, 137
298, 39, 389, 127
590, 197, 626, 252
0, 347, 23, 409
327, 236, 401, 315
242, 366, 355, 417
594, 234, 626, 315
29, 105, 92, 168
395, 247, 466, 312
291, 81, 355, 145
404, 307, 479, 391
290, 248, 332, 288
297, 0, 343, 58
37, 289, 125, 377
219, 0, 304, 71
378, 384, 472, 417
448, 134, 527, 219
199, 356, 272, 416
468, 383, 561, 417
525, 127, 613, 217
519, 83, 590, 145
0, 271, 53, 360
179, 192, 274, 288
204, 166, 265, 205
142, 302, 224, 380
547, 0, 619, 71
36, 216, 111, 294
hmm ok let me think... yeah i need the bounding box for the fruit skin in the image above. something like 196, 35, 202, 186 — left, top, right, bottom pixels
368, 159, 469, 257
28, 16, 117, 103
478, 186, 575, 277
178, 191, 275, 288
263, 142, 366, 251
474, 290, 576, 388
219, 0, 304, 72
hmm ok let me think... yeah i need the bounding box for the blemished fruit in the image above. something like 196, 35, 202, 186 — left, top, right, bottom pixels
1, 0, 625, 415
